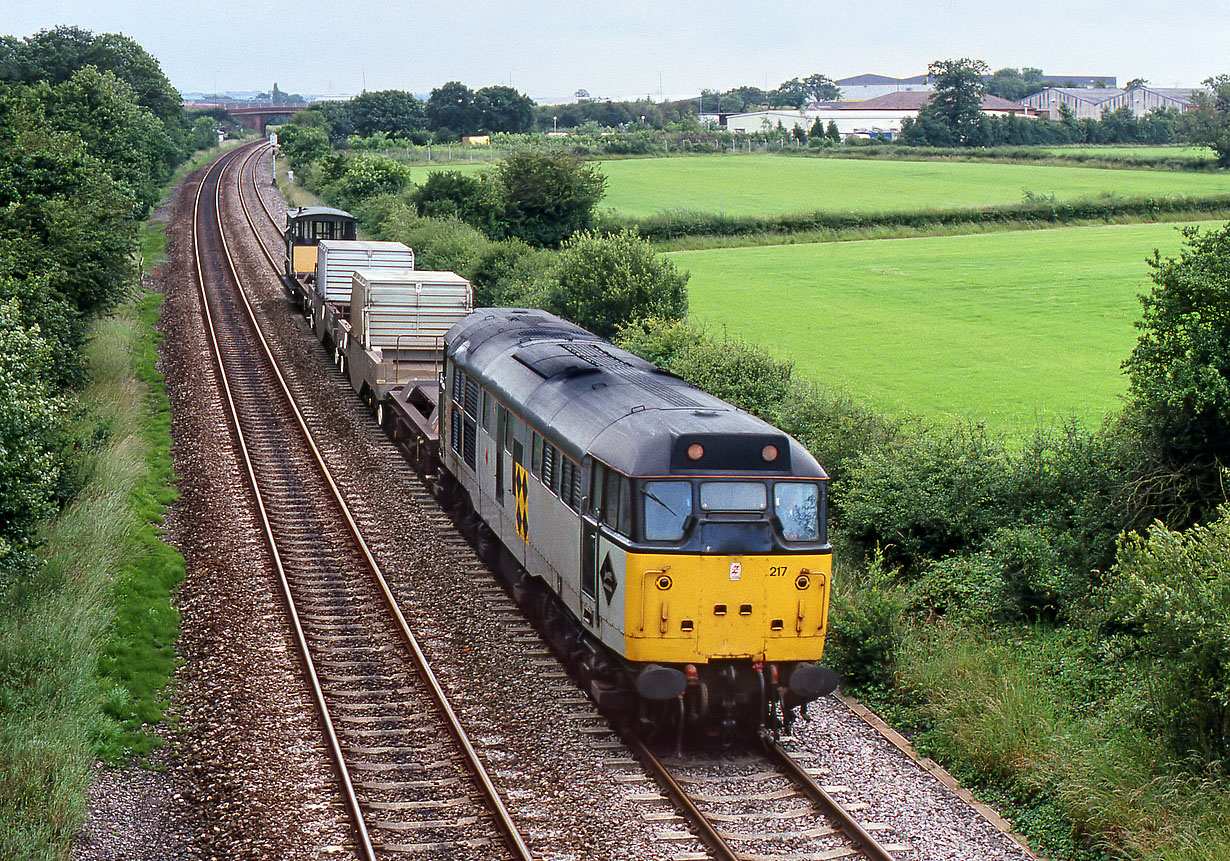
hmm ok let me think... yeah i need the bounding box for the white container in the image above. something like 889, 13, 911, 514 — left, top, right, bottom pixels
315, 240, 414, 304
349, 269, 473, 354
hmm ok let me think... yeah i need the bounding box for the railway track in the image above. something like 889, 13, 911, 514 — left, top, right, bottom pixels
204, 141, 1011, 861
627, 736, 904, 861
191, 142, 533, 861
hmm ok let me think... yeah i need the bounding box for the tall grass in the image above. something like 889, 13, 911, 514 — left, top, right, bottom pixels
895, 621, 1230, 859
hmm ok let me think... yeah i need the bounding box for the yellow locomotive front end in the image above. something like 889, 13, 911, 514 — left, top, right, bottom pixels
590, 444, 837, 737
623, 549, 830, 665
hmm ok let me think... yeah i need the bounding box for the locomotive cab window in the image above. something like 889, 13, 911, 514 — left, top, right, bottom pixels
591, 462, 633, 538
642, 481, 693, 541
774, 481, 822, 542
699, 481, 767, 512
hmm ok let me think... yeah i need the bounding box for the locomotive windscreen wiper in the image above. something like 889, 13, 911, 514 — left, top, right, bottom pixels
641, 487, 679, 516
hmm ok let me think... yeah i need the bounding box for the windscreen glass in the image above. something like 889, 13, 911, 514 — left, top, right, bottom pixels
774, 482, 820, 541
700, 481, 767, 512
642, 481, 693, 541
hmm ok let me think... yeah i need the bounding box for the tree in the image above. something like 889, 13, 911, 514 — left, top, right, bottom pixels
42, 66, 180, 215
426, 81, 482, 137
802, 73, 841, 103
0, 27, 183, 131
985, 67, 1026, 101
1125, 77, 1149, 90
769, 78, 808, 109
409, 169, 500, 233
919, 58, 990, 146
1183, 75, 1230, 167
1123, 223, 1230, 525
541, 230, 688, 338
475, 85, 534, 133
330, 154, 411, 208
279, 124, 330, 167
492, 151, 606, 248
827, 120, 841, 143
348, 89, 426, 138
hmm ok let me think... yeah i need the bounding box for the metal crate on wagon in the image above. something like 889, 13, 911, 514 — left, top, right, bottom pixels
311, 239, 415, 347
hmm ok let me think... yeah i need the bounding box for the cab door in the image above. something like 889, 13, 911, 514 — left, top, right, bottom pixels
580, 512, 599, 629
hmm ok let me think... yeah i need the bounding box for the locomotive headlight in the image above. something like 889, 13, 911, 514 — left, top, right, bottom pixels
657, 575, 673, 591
795, 574, 810, 590
762, 444, 779, 462
687, 443, 704, 461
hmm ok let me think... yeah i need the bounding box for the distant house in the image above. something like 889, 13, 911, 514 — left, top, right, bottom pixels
1021, 85, 1199, 119
723, 93, 1032, 141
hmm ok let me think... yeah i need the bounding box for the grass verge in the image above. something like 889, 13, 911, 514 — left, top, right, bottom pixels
0, 153, 198, 858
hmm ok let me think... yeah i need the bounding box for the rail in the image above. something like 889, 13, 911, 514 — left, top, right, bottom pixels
194, 142, 534, 860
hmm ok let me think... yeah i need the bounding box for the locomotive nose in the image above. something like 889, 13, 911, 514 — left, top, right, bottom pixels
787, 663, 838, 700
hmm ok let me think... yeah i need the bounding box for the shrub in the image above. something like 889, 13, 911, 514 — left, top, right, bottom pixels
1096, 509, 1230, 763
840, 423, 1013, 572
540, 230, 687, 338
380, 206, 491, 278
825, 556, 904, 689
329, 153, 411, 209
470, 238, 550, 307
494, 150, 607, 248
908, 552, 1007, 622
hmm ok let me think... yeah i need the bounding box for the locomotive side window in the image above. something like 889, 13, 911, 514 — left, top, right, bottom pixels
774, 481, 823, 543
700, 481, 767, 512
643, 481, 693, 541
481, 388, 492, 433
531, 432, 542, 476
589, 462, 632, 538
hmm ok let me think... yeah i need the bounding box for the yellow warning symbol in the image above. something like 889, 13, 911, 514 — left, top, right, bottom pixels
514, 462, 529, 541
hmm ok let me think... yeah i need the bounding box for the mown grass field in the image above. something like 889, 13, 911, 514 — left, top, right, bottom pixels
670, 221, 1220, 434
594, 156, 1230, 218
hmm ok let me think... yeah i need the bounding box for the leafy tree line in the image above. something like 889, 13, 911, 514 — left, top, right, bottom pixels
0, 26, 199, 585
293, 82, 537, 145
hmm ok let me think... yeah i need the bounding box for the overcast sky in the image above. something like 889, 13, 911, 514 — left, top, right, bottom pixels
6, 0, 1224, 101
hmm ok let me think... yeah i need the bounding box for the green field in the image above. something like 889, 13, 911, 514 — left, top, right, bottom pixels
596, 156, 1230, 219
670, 221, 1221, 434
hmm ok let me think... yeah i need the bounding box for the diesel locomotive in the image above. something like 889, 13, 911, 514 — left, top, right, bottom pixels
281, 205, 837, 740
438, 309, 837, 739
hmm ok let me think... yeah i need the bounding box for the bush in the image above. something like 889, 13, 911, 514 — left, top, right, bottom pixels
409, 169, 501, 235
470, 239, 550, 307
380, 205, 492, 278
908, 553, 1007, 622
329, 153, 411, 209
539, 230, 687, 338
840, 423, 1013, 572
494, 150, 607, 248
1097, 509, 1230, 763
825, 557, 904, 689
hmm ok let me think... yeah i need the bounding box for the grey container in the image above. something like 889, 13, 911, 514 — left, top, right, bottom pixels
349, 268, 473, 357
315, 240, 415, 304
